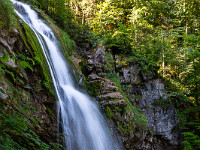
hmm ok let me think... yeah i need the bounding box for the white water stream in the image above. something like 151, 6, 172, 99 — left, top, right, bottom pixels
11, 0, 121, 150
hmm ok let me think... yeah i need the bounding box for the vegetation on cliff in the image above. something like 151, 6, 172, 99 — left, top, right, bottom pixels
1, 0, 200, 149
0, 1, 63, 149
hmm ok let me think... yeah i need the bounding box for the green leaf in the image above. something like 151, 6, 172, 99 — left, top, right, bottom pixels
0, 52, 9, 62
5, 70, 15, 82
17, 53, 26, 60
23, 86, 32, 90
17, 78, 25, 85
19, 61, 33, 71
0, 88, 5, 94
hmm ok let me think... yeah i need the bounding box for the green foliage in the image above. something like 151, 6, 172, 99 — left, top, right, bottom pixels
125, 102, 148, 127
183, 120, 200, 150
19, 21, 53, 94
101, 72, 148, 128
23, 0, 94, 51
104, 51, 115, 72
0, 98, 63, 150
91, 0, 123, 33
58, 29, 76, 56
105, 106, 113, 119
19, 61, 33, 71
0, 55, 63, 150
21, 0, 40, 6
0, 0, 16, 30
165, 90, 200, 149
101, 72, 119, 85
0, 50, 9, 62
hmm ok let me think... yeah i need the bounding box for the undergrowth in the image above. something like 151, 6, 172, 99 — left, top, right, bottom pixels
0, 51, 63, 150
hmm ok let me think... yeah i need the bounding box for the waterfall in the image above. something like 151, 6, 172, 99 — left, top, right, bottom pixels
11, 1, 121, 150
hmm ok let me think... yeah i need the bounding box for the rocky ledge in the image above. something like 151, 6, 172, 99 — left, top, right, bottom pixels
77, 44, 183, 150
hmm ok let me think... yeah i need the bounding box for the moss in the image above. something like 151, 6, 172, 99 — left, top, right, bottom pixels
117, 121, 128, 133
79, 58, 89, 76
18, 19, 54, 95
87, 81, 102, 98
154, 98, 172, 110
127, 103, 148, 127
104, 51, 115, 72
0, 0, 16, 31
101, 71, 148, 132
105, 106, 114, 119
58, 29, 76, 56
46, 105, 55, 118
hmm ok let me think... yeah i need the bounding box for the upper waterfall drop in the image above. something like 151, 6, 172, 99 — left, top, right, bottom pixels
11, 0, 122, 150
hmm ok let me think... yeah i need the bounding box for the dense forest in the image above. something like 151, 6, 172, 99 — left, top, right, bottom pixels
25, 0, 200, 101
0, 0, 200, 149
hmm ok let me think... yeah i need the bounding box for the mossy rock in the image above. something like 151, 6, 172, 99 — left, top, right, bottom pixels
17, 18, 54, 95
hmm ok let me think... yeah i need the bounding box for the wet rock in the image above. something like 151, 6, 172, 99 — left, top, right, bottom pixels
0, 50, 17, 68
101, 99, 127, 106
0, 30, 18, 55
93, 45, 106, 64
71, 53, 82, 74
88, 73, 101, 80
101, 82, 118, 94
88, 73, 119, 94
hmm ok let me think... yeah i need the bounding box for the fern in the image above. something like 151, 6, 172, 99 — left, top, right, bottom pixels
0, 51, 9, 62
5, 70, 16, 82
19, 61, 33, 71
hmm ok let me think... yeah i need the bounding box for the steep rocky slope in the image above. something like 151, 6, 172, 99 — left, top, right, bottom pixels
0, 19, 58, 148
74, 45, 183, 150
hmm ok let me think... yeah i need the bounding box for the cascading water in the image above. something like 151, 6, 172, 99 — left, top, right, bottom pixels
11, 0, 121, 150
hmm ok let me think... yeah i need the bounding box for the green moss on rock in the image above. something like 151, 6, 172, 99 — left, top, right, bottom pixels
18, 20, 54, 95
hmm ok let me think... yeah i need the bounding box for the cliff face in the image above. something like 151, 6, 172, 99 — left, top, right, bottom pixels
74, 45, 183, 150
0, 22, 58, 147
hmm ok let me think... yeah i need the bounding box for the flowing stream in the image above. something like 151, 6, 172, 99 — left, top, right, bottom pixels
11, 0, 121, 150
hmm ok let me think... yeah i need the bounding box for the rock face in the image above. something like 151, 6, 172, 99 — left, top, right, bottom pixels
80, 45, 183, 150
131, 78, 181, 150
0, 27, 58, 144
119, 65, 142, 84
